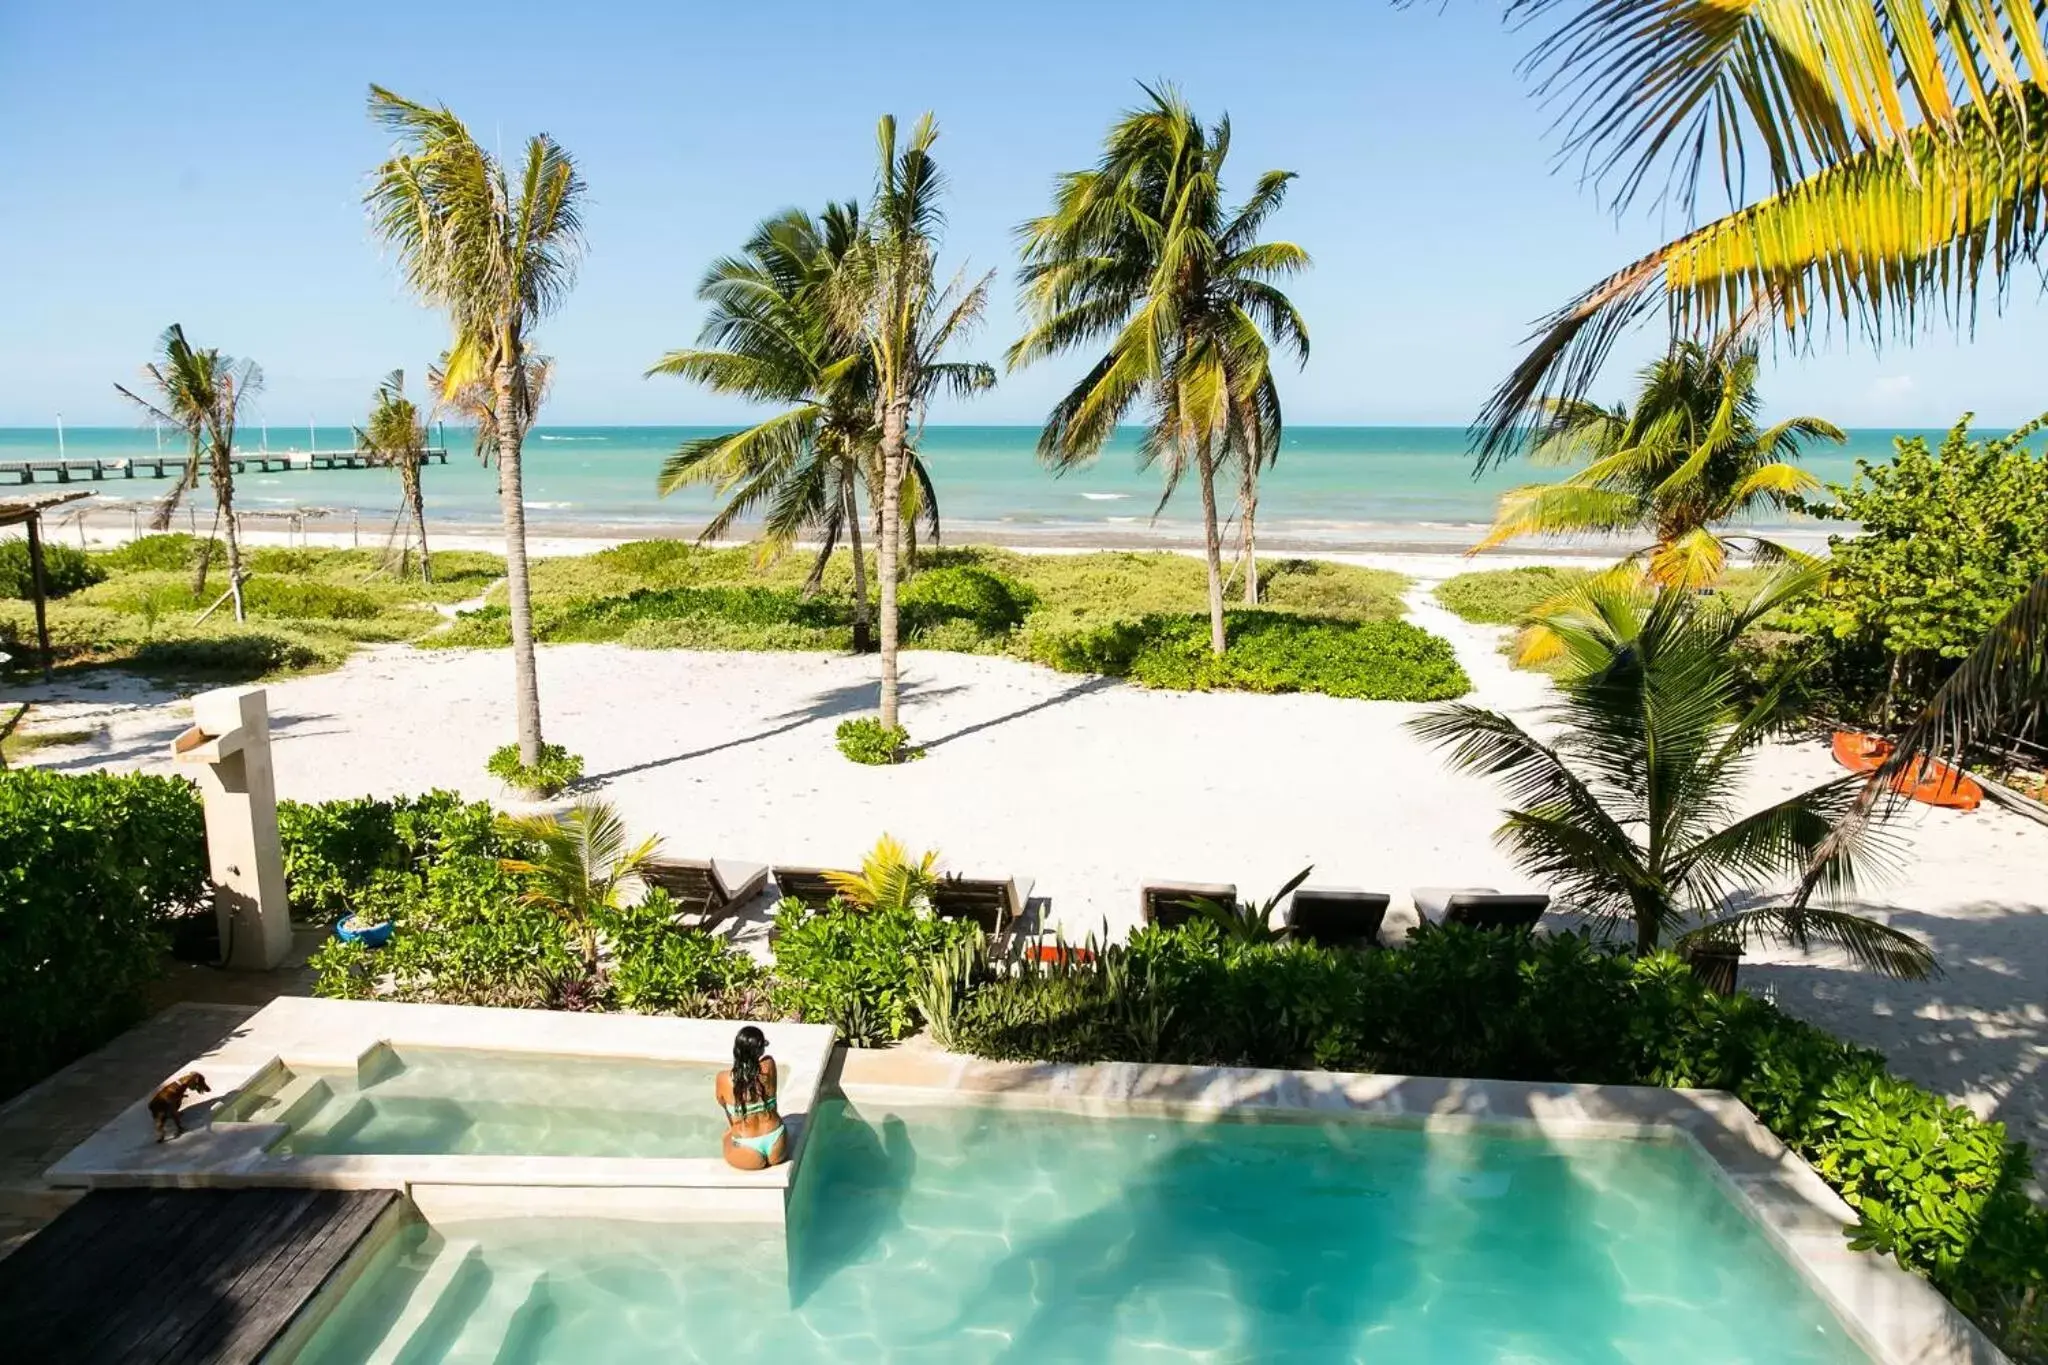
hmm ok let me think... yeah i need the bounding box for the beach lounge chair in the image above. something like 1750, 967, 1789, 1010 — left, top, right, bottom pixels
932, 874, 1035, 936
1410, 886, 1550, 932
640, 857, 769, 925
770, 865, 848, 910
1287, 886, 1392, 949
1140, 881, 1237, 931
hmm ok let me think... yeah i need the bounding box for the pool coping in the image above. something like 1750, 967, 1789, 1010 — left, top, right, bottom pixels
44, 997, 838, 1225
832, 1047, 2008, 1365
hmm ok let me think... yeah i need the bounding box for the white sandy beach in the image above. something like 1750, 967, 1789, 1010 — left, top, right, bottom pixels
7, 550, 2043, 1159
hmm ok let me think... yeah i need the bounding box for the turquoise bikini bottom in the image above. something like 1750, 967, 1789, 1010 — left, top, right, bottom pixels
731, 1124, 785, 1159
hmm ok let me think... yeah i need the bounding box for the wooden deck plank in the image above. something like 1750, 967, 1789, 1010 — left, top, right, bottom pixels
0, 1187, 398, 1364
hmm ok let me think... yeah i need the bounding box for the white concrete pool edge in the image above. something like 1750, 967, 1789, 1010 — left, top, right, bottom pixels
832, 1047, 2009, 1365
45, 997, 838, 1225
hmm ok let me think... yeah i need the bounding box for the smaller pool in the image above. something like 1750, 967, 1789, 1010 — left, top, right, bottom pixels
220, 1044, 728, 1158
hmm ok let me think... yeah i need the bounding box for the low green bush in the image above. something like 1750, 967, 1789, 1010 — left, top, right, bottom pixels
277, 790, 489, 919
769, 898, 975, 1046
96, 533, 224, 573
835, 717, 921, 765
945, 923, 2047, 1358
900, 565, 1036, 638
0, 538, 105, 599
602, 891, 767, 1014
486, 741, 584, 796
1434, 566, 1597, 624
0, 769, 209, 1099
130, 629, 337, 679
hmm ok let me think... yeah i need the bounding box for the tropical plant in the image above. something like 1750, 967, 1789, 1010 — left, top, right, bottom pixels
832, 113, 997, 731
114, 324, 263, 616
353, 369, 433, 581
821, 833, 941, 915
365, 85, 585, 769
1189, 865, 1313, 945
433, 351, 553, 467
1475, 342, 1842, 589
1011, 84, 1310, 642
648, 204, 898, 650
485, 741, 584, 798
834, 716, 921, 766
495, 799, 661, 978
1409, 571, 1933, 976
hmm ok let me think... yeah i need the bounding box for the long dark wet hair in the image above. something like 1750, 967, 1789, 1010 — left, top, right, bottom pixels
730, 1026, 769, 1105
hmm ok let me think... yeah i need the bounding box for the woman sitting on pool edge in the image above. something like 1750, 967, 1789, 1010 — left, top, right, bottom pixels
715, 1026, 787, 1169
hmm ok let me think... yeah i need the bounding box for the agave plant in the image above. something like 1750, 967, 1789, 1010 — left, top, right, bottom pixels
496, 799, 662, 978
1410, 570, 1934, 977
822, 834, 941, 916
1189, 866, 1313, 946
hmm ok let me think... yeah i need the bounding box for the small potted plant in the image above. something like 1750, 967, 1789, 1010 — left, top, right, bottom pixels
333, 873, 403, 949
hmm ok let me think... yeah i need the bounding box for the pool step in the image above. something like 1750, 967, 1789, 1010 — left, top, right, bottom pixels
361, 1239, 483, 1365
439, 1267, 548, 1362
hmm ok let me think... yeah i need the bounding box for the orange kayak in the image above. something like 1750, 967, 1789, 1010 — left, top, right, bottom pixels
1831, 731, 1983, 811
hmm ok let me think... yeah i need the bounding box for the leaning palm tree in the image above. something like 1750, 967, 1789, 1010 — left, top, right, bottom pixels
1011, 85, 1309, 641
1476, 342, 1843, 588
649, 204, 887, 650
496, 799, 662, 980
354, 369, 433, 582
1409, 570, 1933, 977
365, 85, 584, 769
115, 324, 262, 617
833, 113, 997, 731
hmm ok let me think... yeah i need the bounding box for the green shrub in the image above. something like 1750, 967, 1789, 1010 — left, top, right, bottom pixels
0, 538, 105, 599
835, 717, 922, 765
0, 769, 208, 1099
277, 790, 486, 919
1434, 567, 1597, 624
130, 630, 336, 679
769, 898, 974, 1046
486, 742, 584, 796
900, 565, 1036, 638
97, 534, 224, 573
601, 891, 766, 1013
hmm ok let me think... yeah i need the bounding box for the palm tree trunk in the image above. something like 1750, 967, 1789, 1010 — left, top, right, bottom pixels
878, 396, 909, 728
407, 457, 432, 583
845, 477, 872, 654
1238, 453, 1260, 606
496, 356, 545, 767
214, 451, 244, 623
1196, 441, 1227, 657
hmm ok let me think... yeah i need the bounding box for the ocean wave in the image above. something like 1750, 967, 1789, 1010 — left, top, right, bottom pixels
1080, 492, 1130, 501
523, 500, 574, 509
536, 435, 606, 442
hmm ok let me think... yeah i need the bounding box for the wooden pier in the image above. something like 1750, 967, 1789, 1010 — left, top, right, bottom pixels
0, 1186, 400, 1363
0, 448, 448, 486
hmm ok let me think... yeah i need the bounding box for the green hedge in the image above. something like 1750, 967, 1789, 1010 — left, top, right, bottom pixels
1433, 566, 1596, 625
768, 899, 974, 1045
0, 769, 208, 1099
0, 538, 106, 600
944, 922, 2046, 1358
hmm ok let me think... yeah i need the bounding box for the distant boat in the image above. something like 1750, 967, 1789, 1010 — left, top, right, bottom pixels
1831, 731, 1983, 811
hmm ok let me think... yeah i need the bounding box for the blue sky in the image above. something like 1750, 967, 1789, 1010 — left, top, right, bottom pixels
2, 0, 2042, 431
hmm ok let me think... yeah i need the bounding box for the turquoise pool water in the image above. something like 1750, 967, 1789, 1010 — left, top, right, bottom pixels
291, 1100, 1872, 1362
225, 1045, 728, 1157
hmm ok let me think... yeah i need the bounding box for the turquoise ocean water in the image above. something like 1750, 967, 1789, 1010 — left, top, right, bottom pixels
295, 1100, 1873, 1363
0, 424, 1939, 548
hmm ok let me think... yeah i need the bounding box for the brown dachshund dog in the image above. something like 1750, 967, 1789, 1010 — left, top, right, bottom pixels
148, 1072, 210, 1142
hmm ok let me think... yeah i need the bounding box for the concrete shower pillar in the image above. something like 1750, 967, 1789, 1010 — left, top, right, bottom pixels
172, 686, 291, 970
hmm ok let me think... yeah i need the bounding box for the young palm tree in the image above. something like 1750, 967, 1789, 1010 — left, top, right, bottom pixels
496, 799, 662, 979
365, 85, 584, 769
1477, 342, 1843, 588
354, 369, 433, 582
114, 324, 262, 617
649, 204, 889, 650
1011, 85, 1309, 647
834, 114, 997, 730
1410, 571, 1933, 977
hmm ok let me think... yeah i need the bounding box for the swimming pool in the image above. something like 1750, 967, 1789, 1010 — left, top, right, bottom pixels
220, 1044, 728, 1158
287, 1099, 1873, 1362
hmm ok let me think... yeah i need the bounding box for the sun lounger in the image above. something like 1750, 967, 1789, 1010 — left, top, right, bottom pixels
640, 857, 769, 924
1287, 886, 1392, 949
1410, 886, 1550, 932
770, 865, 847, 910
1140, 880, 1237, 931
932, 874, 1035, 935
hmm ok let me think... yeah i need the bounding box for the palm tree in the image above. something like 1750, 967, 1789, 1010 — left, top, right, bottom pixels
354, 369, 432, 582
1011, 85, 1309, 647
1409, 570, 1934, 977
649, 205, 885, 649
1476, 342, 1843, 588
833, 114, 997, 731
434, 351, 553, 469
114, 324, 262, 618
496, 799, 661, 979
365, 85, 584, 769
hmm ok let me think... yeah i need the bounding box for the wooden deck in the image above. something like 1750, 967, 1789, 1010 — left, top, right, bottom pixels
0, 1186, 398, 1363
